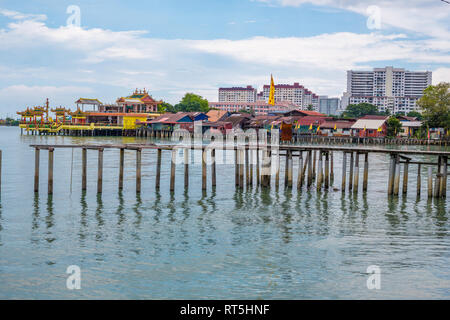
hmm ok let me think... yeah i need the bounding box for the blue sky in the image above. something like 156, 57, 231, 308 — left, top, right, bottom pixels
0, 0, 449, 117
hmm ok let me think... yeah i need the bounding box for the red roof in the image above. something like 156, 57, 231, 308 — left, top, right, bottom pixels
298, 110, 325, 116
321, 120, 356, 129
298, 116, 330, 126
361, 115, 389, 120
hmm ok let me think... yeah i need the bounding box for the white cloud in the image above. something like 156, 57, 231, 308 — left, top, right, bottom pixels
433, 68, 450, 84
0, 8, 46, 21
257, 0, 450, 39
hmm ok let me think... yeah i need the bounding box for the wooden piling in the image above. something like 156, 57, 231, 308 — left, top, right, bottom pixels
284, 151, 289, 187
363, 153, 368, 192
212, 148, 216, 187
34, 148, 40, 192
239, 148, 244, 187
435, 157, 441, 198
119, 148, 124, 190
313, 151, 317, 180
275, 149, 280, 188
353, 152, 359, 193
330, 151, 334, 184
288, 150, 293, 188
156, 148, 162, 190
82, 148, 87, 191
249, 147, 253, 186
402, 160, 409, 195
324, 152, 329, 189
170, 148, 176, 192
417, 163, 421, 197
256, 147, 260, 186
48, 148, 54, 194
442, 156, 447, 198
388, 154, 395, 195
97, 148, 103, 194
245, 147, 249, 186
393, 155, 400, 196
307, 150, 313, 187
184, 148, 189, 188
136, 149, 142, 193
342, 152, 347, 192
202, 148, 207, 190
317, 151, 323, 191
297, 151, 303, 189
235, 148, 239, 186
428, 166, 433, 198
349, 152, 354, 191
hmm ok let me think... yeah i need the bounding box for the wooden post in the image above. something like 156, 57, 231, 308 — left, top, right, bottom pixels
249, 147, 253, 186
288, 150, 293, 188
119, 148, 124, 190
256, 146, 260, 186
275, 149, 280, 188
442, 156, 447, 198
313, 151, 317, 180
297, 151, 303, 189
48, 148, 54, 194
97, 148, 103, 194
136, 149, 142, 193
184, 148, 189, 188
155, 148, 161, 190
428, 166, 433, 198
239, 148, 244, 187
393, 155, 400, 196
402, 160, 409, 195
212, 148, 216, 187
417, 163, 421, 197
317, 151, 323, 191
82, 148, 87, 191
245, 147, 249, 186
330, 151, 334, 184
284, 150, 289, 187
307, 150, 313, 187
34, 148, 40, 192
342, 152, 347, 192
435, 157, 441, 198
363, 153, 368, 192
349, 152, 354, 191
324, 152, 329, 189
202, 148, 207, 190
235, 147, 239, 186
388, 154, 395, 195
170, 148, 176, 192
437, 156, 443, 198
353, 152, 359, 193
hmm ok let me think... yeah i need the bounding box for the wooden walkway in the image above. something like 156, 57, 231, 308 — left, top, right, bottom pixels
28, 143, 449, 199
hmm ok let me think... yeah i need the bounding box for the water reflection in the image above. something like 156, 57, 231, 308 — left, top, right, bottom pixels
45, 195, 55, 244
79, 191, 88, 246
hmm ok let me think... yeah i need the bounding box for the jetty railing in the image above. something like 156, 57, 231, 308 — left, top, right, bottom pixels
28, 143, 449, 199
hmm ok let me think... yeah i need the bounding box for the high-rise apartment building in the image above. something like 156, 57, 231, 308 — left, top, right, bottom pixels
218, 86, 257, 103
262, 82, 319, 110
343, 66, 432, 113
319, 96, 341, 115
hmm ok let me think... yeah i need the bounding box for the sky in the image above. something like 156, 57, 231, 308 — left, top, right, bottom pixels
0, 0, 449, 117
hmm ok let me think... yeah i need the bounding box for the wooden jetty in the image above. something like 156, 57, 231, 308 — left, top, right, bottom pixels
28, 143, 449, 199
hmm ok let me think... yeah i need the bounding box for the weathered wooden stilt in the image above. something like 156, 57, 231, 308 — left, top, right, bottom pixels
245, 147, 249, 186
317, 151, 323, 191
275, 149, 280, 188
155, 148, 161, 189
428, 166, 433, 198
249, 148, 253, 186
297, 151, 303, 189
288, 150, 293, 188
170, 148, 176, 192
393, 155, 400, 196
284, 151, 289, 187
363, 153, 368, 192
324, 152, 329, 189
330, 151, 334, 184
235, 147, 239, 186
136, 149, 142, 193
184, 148, 189, 188
119, 148, 124, 190
388, 154, 395, 195
256, 147, 260, 186
353, 152, 359, 193
202, 148, 207, 190
82, 148, 87, 191
417, 163, 421, 197
97, 148, 103, 194
48, 148, 54, 195
402, 160, 409, 195
239, 148, 244, 187
212, 148, 216, 187
34, 148, 40, 192
442, 156, 447, 198
307, 150, 313, 187
349, 152, 354, 191
342, 152, 347, 192
313, 151, 317, 180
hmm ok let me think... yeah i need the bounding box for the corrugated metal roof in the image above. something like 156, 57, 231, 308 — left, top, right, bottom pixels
351, 119, 386, 129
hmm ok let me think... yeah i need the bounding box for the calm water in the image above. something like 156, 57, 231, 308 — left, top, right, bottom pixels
0, 126, 449, 299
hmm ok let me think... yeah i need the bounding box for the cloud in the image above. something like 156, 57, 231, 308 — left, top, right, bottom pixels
433, 68, 450, 84
256, 0, 450, 39
0, 8, 46, 21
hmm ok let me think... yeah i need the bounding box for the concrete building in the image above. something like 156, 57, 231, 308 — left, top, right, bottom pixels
319, 96, 341, 115
208, 101, 297, 115
262, 82, 319, 110
218, 86, 257, 103
342, 66, 432, 113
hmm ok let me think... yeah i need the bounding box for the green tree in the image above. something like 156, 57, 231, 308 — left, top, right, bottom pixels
307, 104, 314, 111
157, 102, 174, 113
386, 116, 402, 137
342, 103, 381, 118
417, 82, 450, 130
406, 110, 423, 120
173, 93, 209, 113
